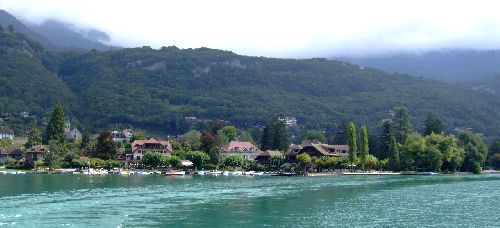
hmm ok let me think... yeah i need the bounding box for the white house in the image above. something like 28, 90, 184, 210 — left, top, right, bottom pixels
0, 126, 14, 139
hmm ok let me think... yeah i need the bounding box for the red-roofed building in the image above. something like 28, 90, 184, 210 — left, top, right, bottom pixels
221, 141, 261, 161
126, 138, 172, 161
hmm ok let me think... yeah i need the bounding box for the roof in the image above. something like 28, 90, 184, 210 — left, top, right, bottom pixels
0, 126, 14, 135
131, 138, 172, 151
0, 146, 22, 155
301, 144, 349, 156
26, 145, 48, 153
221, 141, 260, 152
257, 150, 283, 157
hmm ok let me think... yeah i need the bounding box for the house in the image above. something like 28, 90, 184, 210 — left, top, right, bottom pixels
0, 126, 14, 139
255, 150, 283, 166
221, 141, 261, 161
286, 141, 349, 163
126, 138, 172, 161
25, 145, 49, 163
112, 131, 129, 142
0, 146, 23, 164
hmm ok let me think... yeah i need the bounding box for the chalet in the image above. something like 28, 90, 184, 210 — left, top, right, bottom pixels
255, 150, 282, 166
0, 126, 14, 139
286, 141, 349, 163
25, 145, 49, 163
0, 146, 23, 164
126, 138, 172, 161
221, 141, 261, 161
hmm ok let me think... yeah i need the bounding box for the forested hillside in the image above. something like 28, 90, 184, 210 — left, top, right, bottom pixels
1, 28, 500, 137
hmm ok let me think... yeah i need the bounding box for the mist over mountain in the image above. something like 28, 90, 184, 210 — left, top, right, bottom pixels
0, 9, 115, 51
340, 50, 500, 82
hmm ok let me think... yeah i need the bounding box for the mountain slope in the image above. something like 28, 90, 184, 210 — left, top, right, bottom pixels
57, 47, 500, 136
0, 29, 77, 118
29, 19, 115, 51
0, 9, 54, 49
341, 50, 500, 82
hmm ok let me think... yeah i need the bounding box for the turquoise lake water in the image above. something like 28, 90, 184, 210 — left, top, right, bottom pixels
0, 174, 499, 227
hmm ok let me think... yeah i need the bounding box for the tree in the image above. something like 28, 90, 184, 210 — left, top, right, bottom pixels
425, 133, 463, 172
184, 130, 201, 150
0, 138, 13, 147
80, 129, 91, 150
166, 155, 182, 168
424, 113, 444, 136
239, 131, 255, 144
488, 139, 500, 169
459, 131, 488, 174
43, 104, 66, 144
388, 136, 400, 171
142, 152, 164, 169
364, 154, 379, 171
216, 129, 230, 147
209, 147, 221, 165
130, 131, 146, 142
393, 107, 412, 144
347, 122, 357, 170
378, 120, 393, 159
303, 130, 326, 143
296, 153, 312, 175
224, 154, 244, 168
94, 131, 117, 160
401, 133, 425, 171
260, 117, 289, 152
222, 126, 238, 141
332, 123, 349, 144
200, 131, 217, 153
25, 128, 42, 148
44, 140, 67, 170
186, 151, 210, 170
270, 155, 284, 168
359, 125, 369, 170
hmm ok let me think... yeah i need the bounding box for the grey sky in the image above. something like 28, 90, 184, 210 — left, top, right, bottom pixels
1, 0, 500, 58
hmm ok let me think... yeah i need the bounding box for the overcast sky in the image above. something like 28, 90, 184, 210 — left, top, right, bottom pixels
2, 0, 500, 58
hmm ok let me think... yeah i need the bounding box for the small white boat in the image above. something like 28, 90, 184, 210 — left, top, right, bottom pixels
16, 171, 26, 174
244, 171, 255, 176
165, 171, 185, 176
0, 170, 7, 174
208, 171, 222, 175
197, 171, 206, 175
222, 171, 230, 176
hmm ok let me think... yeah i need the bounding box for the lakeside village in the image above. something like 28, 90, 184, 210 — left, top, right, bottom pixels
0, 104, 499, 176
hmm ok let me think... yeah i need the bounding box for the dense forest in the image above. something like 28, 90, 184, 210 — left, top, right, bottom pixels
0, 26, 500, 138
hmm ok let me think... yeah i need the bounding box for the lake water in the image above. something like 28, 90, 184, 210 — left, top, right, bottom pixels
0, 174, 499, 227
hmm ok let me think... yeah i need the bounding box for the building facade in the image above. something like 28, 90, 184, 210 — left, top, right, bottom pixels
221, 141, 262, 161
126, 138, 172, 161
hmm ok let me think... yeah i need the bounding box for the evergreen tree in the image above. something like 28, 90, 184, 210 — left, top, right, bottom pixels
209, 147, 221, 165
393, 107, 412, 144
424, 113, 444, 136
25, 128, 42, 148
80, 129, 91, 150
260, 117, 289, 152
378, 120, 393, 159
347, 122, 357, 169
43, 104, 66, 144
388, 136, 400, 171
360, 125, 369, 169
94, 131, 117, 160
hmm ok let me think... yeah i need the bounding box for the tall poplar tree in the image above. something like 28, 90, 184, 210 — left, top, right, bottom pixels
347, 122, 357, 170
360, 125, 369, 169
43, 104, 66, 144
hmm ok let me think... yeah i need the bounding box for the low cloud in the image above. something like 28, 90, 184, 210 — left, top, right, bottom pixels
2, 0, 500, 58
